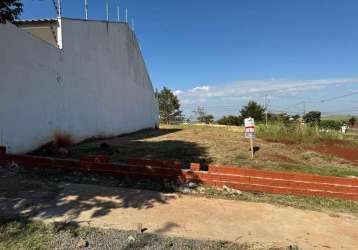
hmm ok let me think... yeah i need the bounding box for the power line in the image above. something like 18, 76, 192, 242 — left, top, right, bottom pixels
320, 91, 358, 103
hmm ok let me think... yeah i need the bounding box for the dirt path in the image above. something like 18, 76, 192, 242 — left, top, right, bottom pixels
7, 182, 351, 250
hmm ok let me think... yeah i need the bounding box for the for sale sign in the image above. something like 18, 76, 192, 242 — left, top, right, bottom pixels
244, 117, 256, 139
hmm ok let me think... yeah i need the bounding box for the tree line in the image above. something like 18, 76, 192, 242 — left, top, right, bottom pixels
157, 87, 357, 128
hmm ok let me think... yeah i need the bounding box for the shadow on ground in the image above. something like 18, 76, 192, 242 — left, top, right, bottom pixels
0, 128, 210, 223
67, 128, 213, 165
0, 173, 180, 222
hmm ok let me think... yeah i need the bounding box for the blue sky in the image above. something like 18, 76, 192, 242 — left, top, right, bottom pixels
20, 0, 358, 118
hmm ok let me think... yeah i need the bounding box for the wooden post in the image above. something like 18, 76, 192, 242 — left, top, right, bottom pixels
137, 223, 143, 233
250, 138, 254, 159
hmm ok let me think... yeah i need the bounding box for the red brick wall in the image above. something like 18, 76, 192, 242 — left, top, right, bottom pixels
1, 148, 357, 201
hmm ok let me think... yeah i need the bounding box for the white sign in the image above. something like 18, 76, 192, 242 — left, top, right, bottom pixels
244, 117, 256, 139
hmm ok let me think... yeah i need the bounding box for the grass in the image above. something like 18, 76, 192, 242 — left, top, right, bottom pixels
0, 217, 53, 250
61, 124, 358, 178
193, 187, 358, 216
256, 122, 342, 144
268, 163, 358, 177
321, 115, 353, 121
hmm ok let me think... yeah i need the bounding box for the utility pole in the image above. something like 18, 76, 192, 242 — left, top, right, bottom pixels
106, 0, 109, 21
85, 0, 88, 20
125, 8, 128, 23
117, 3, 120, 22
264, 94, 269, 126
57, 0, 62, 18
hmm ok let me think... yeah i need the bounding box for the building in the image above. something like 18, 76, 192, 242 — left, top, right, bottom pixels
0, 18, 159, 153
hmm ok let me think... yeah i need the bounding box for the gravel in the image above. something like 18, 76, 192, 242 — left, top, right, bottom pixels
53, 226, 266, 250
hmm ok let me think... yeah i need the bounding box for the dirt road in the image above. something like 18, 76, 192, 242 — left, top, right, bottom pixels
2, 176, 356, 250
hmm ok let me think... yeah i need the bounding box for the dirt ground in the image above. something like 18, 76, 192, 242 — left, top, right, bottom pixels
54, 125, 358, 177
310, 140, 358, 165
1, 175, 358, 250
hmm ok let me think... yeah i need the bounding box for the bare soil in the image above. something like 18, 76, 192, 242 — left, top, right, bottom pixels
54, 125, 358, 177
311, 140, 358, 166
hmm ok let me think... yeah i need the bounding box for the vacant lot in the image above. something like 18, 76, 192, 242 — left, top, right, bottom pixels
63, 124, 358, 177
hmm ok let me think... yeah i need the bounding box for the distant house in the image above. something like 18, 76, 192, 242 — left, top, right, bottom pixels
0, 18, 159, 153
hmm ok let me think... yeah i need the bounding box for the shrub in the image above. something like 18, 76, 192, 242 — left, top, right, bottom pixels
303, 111, 321, 125
53, 132, 73, 147
349, 116, 357, 126
217, 115, 243, 126
320, 120, 342, 131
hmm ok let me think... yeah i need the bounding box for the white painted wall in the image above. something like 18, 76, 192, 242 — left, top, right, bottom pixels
0, 19, 158, 153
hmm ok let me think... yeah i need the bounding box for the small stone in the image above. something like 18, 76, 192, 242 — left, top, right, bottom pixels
187, 182, 198, 188
13, 199, 29, 209
181, 187, 191, 194
9, 163, 22, 173
222, 185, 229, 191
127, 235, 136, 243
235, 190, 243, 195
197, 186, 205, 193
77, 239, 89, 248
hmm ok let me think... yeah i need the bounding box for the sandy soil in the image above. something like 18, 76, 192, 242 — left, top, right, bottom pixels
1, 176, 358, 250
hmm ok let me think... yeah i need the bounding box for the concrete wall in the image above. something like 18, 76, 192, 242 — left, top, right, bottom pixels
0, 19, 158, 153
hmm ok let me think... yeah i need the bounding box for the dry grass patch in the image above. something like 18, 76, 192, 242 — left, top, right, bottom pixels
54, 124, 358, 177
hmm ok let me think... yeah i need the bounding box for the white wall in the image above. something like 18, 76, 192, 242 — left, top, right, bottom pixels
0, 19, 158, 153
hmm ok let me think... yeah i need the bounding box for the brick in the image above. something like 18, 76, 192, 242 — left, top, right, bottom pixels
127, 159, 181, 169
208, 164, 358, 187
0, 146, 6, 156
2, 152, 358, 201
208, 165, 247, 175
190, 163, 201, 172
212, 174, 250, 184
80, 155, 111, 163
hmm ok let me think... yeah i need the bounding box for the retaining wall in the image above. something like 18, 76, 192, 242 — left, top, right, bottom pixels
1, 146, 357, 201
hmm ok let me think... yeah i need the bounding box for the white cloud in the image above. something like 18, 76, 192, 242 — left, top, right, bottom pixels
179, 78, 358, 100
176, 77, 358, 117
189, 85, 210, 92
173, 90, 183, 95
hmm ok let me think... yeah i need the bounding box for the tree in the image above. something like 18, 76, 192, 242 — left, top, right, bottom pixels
303, 111, 321, 125
157, 87, 181, 124
0, 0, 23, 24
239, 101, 266, 122
217, 115, 243, 126
291, 114, 300, 121
277, 113, 290, 123
193, 107, 214, 124
349, 116, 357, 126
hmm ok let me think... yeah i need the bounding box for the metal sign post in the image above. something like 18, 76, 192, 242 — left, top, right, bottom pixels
244, 117, 256, 159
